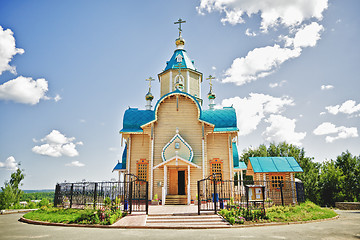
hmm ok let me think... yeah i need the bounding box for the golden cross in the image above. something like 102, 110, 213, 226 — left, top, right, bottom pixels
175, 63, 183, 75
146, 77, 155, 90
206, 75, 215, 88
174, 18, 186, 37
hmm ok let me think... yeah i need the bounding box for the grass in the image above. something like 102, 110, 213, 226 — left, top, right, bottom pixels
23, 207, 125, 225
23, 208, 95, 224
219, 201, 337, 225
266, 201, 337, 222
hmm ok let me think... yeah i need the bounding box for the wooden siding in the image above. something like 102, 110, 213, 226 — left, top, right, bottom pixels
206, 133, 231, 180
129, 134, 150, 180
124, 93, 236, 201
152, 95, 204, 200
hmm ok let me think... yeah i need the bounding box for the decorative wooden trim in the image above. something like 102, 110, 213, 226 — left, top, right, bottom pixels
210, 158, 223, 181
136, 159, 149, 181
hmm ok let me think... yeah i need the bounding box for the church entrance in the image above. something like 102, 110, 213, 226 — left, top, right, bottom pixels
178, 170, 185, 195
168, 168, 187, 195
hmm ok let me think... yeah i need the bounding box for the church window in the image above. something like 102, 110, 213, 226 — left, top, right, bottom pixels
175, 142, 180, 149
271, 175, 284, 188
210, 158, 223, 181
175, 54, 183, 62
137, 159, 148, 181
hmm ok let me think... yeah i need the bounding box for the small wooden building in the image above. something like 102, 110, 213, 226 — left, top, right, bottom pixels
246, 157, 303, 205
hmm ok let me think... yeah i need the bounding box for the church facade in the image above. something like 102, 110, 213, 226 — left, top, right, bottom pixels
113, 21, 246, 204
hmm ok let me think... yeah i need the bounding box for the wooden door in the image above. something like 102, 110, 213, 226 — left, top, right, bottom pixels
168, 169, 178, 195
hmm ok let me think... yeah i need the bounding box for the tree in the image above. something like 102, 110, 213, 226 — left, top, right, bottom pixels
0, 168, 25, 210
335, 151, 360, 202
319, 160, 345, 206
240, 142, 321, 204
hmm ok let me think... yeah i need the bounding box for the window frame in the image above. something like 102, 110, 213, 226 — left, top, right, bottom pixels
136, 159, 149, 181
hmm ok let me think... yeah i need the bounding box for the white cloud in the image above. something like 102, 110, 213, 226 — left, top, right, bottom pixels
198, 2, 326, 86
218, 93, 294, 136
32, 130, 82, 157
0, 76, 49, 105
263, 114, 306, 146
245, 28, 256, 37
197, 0, 328, 31
320, 112, 326, 115
313, 122, 338, 135
0, 156, 18, 171
0, 26, 24, 75
54, 94, 62, 102
321, 84, 334, 90
284, 22, 324, 48
313, 122, 358, 143
222, 45, 301, 86
326, 100, 360, 115
211, 66, 216, 70
269, 80, 287, 88
65, 161, 85, 167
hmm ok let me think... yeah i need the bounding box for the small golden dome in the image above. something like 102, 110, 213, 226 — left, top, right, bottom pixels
175, 37, 185, 46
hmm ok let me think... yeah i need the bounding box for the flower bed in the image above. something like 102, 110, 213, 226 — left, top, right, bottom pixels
219, 201, 337, 225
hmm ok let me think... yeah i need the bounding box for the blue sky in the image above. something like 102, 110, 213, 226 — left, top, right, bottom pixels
0, 0, 359, 189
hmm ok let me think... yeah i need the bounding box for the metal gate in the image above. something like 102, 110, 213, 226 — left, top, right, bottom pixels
54, 174, 148, 214
197, 174, 303, 215
197, 173, 242, 214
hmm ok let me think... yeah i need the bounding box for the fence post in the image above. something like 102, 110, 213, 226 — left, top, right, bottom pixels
70, 183, 74, 208
129, 181, 133, 214
197, 181, 200, 215
54, 184, 60, 207
145, 181, 149, 215
213, 179, 217, 214
280, 181, 284, 206
94, 183, 98, 209
83, 183, 86, 206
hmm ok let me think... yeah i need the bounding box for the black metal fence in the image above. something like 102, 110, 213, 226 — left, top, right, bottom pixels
54, 174, 148, 214
198, 174, 304, 214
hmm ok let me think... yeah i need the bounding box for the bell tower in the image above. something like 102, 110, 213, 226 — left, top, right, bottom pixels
158, 19, 203, 104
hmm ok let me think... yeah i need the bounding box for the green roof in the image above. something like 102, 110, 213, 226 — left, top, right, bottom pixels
202, 107, 238, 132
164, 49, 196, 71
120, 108, 154, 133
233, 142, 239, 168
113, 144, 127, 171
249, 157, 303, 173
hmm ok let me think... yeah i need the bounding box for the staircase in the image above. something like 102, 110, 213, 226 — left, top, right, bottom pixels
165, 195, 187, 205
145, 214, 230, 228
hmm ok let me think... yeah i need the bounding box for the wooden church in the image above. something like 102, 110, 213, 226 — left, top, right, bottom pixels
113, 19, 246, 205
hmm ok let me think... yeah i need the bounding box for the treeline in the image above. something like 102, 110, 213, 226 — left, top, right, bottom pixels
20, 192, 54, 202
240, 142, 360, 206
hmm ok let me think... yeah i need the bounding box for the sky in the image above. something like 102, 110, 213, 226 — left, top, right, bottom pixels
0, 0, 359, 189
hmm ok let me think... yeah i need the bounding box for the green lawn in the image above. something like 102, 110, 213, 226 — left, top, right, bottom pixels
23, 207, 124, 225
266, 201, 337, 222
219, 201, 337, 225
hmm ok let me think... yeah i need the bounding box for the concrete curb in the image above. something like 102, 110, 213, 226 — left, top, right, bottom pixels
19, 214, 339, 230
1, 209, 37, 215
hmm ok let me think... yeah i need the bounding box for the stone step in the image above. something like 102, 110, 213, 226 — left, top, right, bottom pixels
147, 215, 221, 220
166, 195, 187, 199
145, 214, 230, 228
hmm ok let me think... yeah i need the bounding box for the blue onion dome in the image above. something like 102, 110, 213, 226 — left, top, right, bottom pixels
208, 90, 216, 100
145, 91, 154, 101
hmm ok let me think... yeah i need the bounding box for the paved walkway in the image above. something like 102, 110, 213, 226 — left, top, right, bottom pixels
1, 210, 359, 239
113, 205, 220, 228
